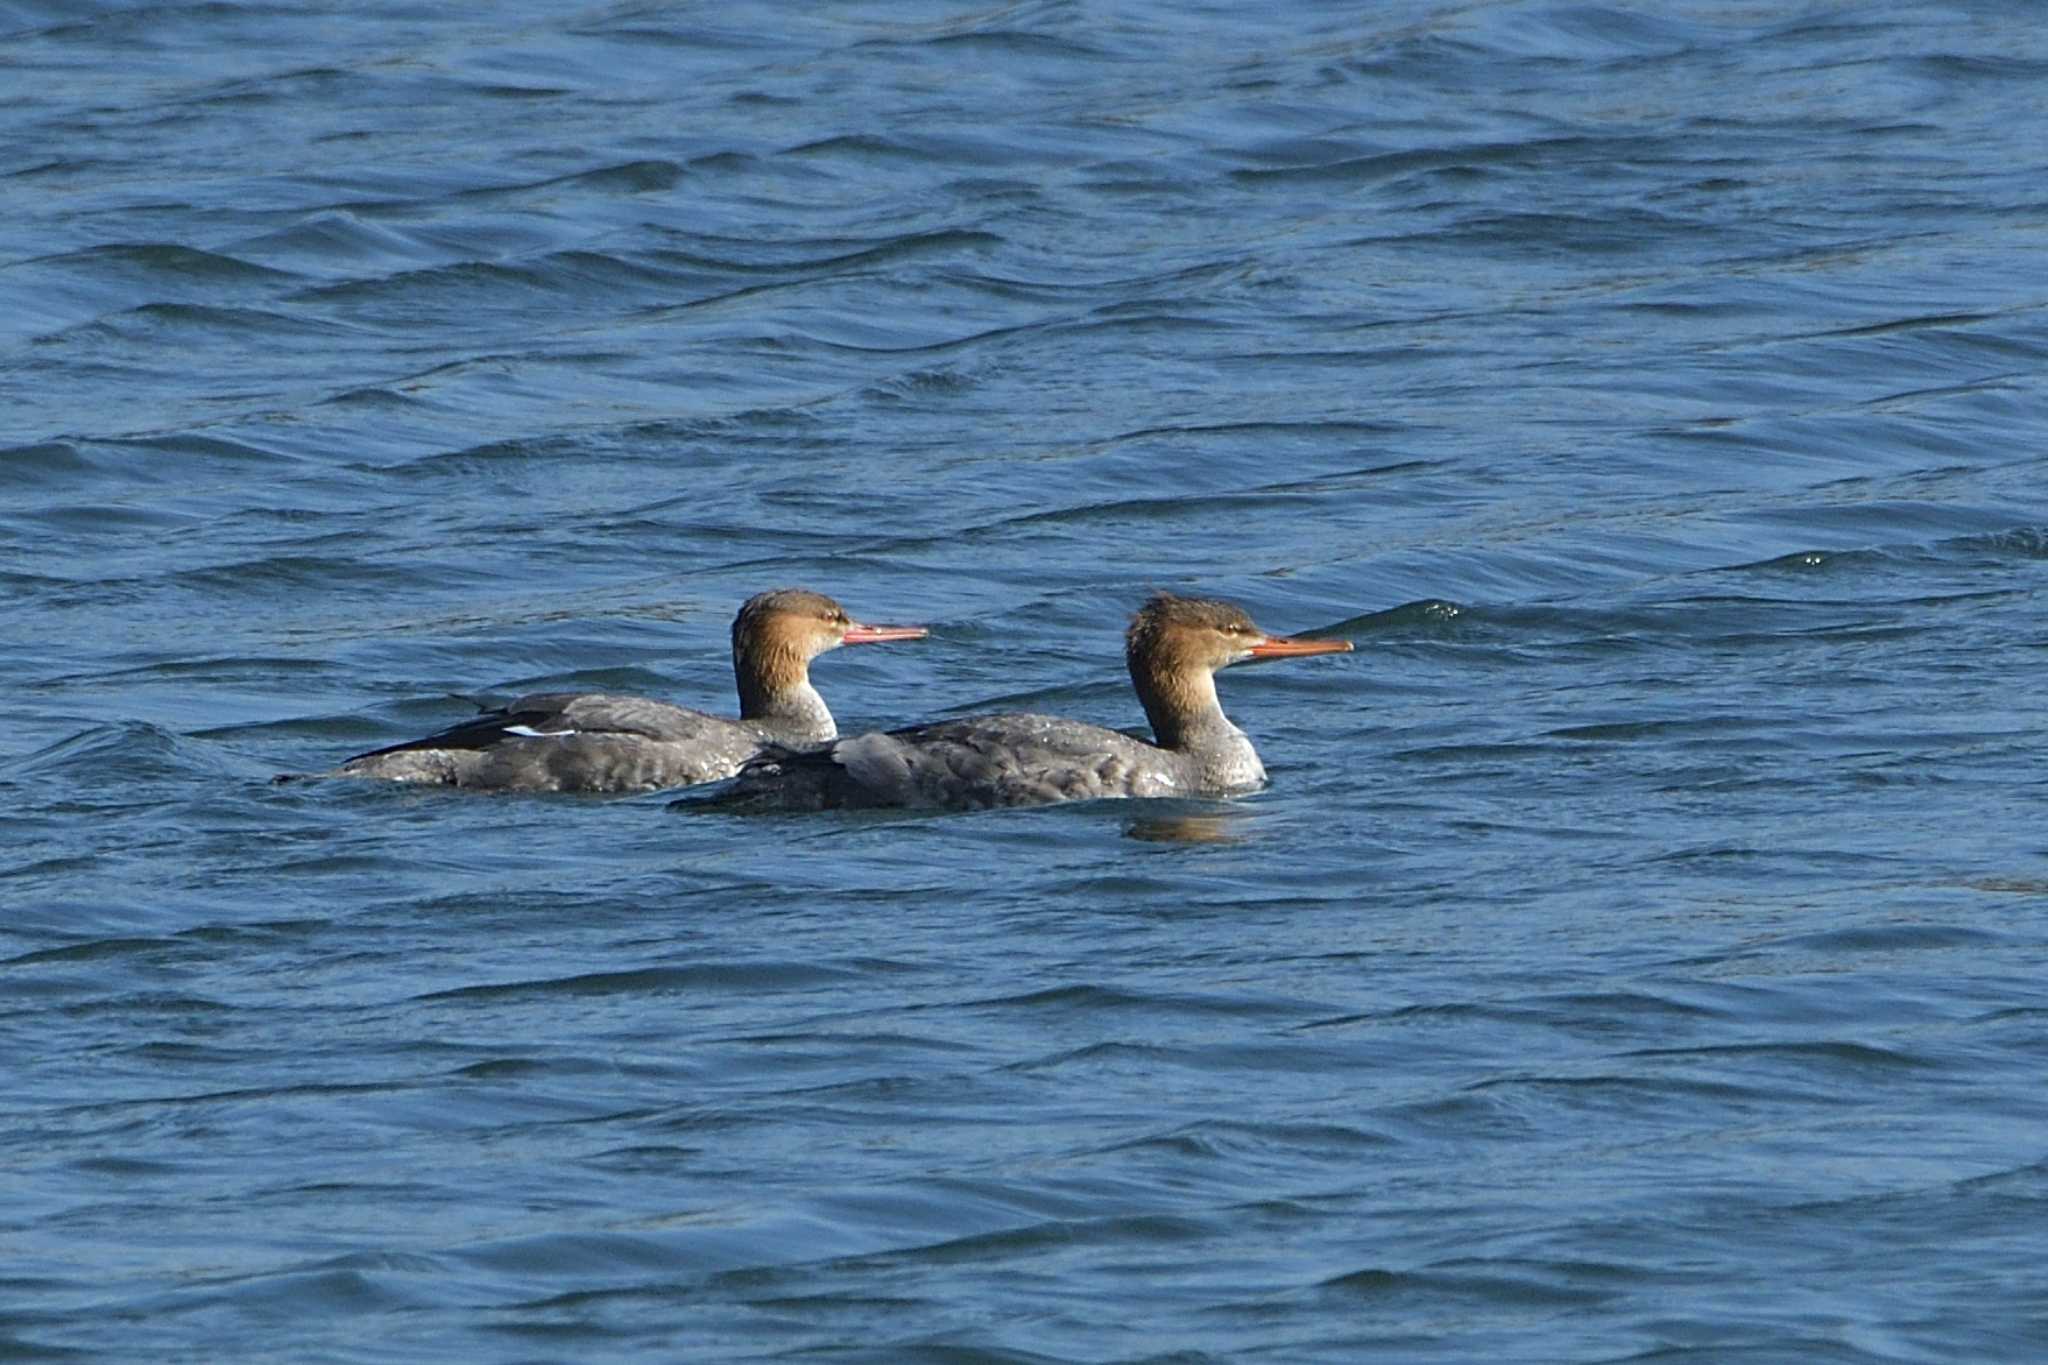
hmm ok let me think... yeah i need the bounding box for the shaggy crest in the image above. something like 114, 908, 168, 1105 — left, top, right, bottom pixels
1126, 593, 1257, 650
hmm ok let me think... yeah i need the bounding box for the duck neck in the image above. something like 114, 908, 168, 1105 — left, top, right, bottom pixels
735, 646, 836, 742
1132, 660, 1265, 790
1133, 661, 1233, 752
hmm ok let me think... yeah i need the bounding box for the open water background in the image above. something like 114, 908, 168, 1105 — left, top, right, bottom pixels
5, 2, 2048, 1359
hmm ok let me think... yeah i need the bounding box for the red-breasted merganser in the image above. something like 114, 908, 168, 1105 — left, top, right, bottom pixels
699, 594, 1350, 811
325, 589, 926, 793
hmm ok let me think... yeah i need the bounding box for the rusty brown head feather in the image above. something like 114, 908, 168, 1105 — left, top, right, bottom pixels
732, 589, 849, 714
1124, 593, 1349, 748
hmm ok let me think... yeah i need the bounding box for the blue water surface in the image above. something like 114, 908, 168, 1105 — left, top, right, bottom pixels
4, 2, 2048, 1360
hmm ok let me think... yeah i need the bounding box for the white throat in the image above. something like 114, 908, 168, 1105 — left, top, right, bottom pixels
752, 679, 836, 743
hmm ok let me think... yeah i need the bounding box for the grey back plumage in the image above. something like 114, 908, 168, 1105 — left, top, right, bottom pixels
705, 712, 1201, 811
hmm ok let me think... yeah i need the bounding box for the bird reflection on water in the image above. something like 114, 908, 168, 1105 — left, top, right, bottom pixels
1122, 808, 1250, 846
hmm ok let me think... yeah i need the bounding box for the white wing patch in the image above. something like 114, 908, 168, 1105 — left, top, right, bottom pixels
505, 724, 577, 739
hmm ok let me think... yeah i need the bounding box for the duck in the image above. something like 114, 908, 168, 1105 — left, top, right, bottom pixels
324, 589, 926, 793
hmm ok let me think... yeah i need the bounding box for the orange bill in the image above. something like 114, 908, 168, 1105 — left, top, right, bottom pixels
1247, 633, 1353, 659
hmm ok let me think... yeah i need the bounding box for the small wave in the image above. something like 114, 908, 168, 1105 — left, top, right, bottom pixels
150, 1264, 434, 1320
1547, 715, 1753, 743
783, 133, 925, 162
904, 29, 1109, 60
170, 555, 427, 595
1621, 1040, 1936, 1072
1772, 923, 2003, 953
685, 150, 758, 173
1463, 1070, 1777, 1107
53, 301, 358, 344
1479, 5, 1710, 60
2, 721, 228, 785
1329, 598, 1466, 635
18, 241, 296, 285
445, 158, 684, 201
183, 64, 350, 107
860, 1210, 1214, 1271
969, 982, 1296, 1020
46, 654, 329, 689
232, 211, 447, 270
1109, 421, 1409, 449
462, 82, 573, 101
1912, 52, 2048, 81
3, 935, 175, 967
103, 432, 298, 466
1726, 547, 1862, 573
1105, 1117, 1397, 1159
415, 961, 866, 1003
291, 259, 561, 304
379, 435, 590, 480
317, 386, 423, 410
647, 227, 1001, 275
1949, 525, 2048, 561
0, 442, 94, 489
1320, 1261, 1612, 1308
